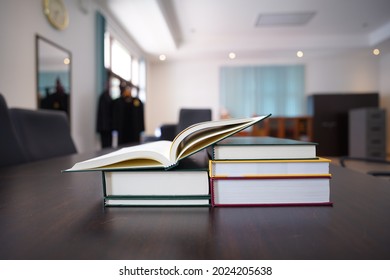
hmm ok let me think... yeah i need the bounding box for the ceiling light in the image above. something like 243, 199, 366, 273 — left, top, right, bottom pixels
159, 54, 167, 61
256, 11, 316, 27
228, 52, 236, 59
296, 51, 304, 58
373, 48, 380, 56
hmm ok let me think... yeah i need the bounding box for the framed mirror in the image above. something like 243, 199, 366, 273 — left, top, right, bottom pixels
36, 34, 71, 117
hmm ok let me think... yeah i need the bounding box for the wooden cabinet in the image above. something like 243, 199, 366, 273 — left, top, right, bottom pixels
251, 116, 313, 141
307, 93, 379, 156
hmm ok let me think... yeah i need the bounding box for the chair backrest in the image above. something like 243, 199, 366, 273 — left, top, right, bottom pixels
0, 94, 28, 167
176, 108, 212, 134
10, 108, 77, 161
159, 124, 178, 141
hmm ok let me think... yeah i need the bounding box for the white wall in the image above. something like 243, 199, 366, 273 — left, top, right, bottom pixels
306, 51, 380, 93
146, 50, 383, 135
0, 0, 98, 153
146, 60, 221, 132
0, 0, 40, 109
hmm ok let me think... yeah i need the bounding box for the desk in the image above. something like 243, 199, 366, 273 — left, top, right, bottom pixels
0, 151, 390, 260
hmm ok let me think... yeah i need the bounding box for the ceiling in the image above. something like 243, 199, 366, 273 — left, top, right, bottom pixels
103, 0, 390, 61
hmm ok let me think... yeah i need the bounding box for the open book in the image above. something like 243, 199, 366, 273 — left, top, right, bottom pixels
66, 115, 270, 171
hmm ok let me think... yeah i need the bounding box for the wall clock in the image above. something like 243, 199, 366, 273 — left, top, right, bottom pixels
43, 0, 69, 30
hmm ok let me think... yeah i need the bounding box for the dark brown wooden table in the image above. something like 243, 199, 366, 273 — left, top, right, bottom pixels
0, 151, 390, 260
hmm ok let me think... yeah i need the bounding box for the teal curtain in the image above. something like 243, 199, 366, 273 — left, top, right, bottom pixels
96, 11, 106, 96
220, 65, 305, 117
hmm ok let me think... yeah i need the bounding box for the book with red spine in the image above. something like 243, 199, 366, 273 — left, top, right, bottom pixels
210, 175, 332, 207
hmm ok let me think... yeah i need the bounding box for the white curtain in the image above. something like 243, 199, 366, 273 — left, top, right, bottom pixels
220, 65, 305, 118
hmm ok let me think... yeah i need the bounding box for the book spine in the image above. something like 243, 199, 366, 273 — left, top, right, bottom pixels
210, 178, 216, 207
104, 195, 211, 207
211, 144, 216, 160
102, 171, 107, 197
106, 204, 211, 208
209, 176, 332, 207
105, 195, 211, 200
208, 160, 213, 177
210, 158, 331, 163
208, 158, 331, 178
213, 202, 333, 207
210, 175, 332, 180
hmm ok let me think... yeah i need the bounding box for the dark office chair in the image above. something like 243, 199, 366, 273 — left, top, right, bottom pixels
175, 108, 212, 135
10, 108, 77, 162
0, 94, 28, 167
143, 108, 213, 142
159, 124, 178, 140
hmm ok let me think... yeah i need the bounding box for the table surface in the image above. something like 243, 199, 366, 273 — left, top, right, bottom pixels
0, 150, 390, 260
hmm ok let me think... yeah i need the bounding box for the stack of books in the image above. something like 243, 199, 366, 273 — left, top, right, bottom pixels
65, 115, 270, 207
66, 116, 333, 208
209, 136, 332, 207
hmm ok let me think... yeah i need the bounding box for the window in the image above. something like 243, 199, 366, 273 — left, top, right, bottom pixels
111, 40, 131, 81
104, 31, 111, 69
220, 65, 305, 118
131, 57, 139, 86
138, 59, 146, 103
104, 31, 146, 102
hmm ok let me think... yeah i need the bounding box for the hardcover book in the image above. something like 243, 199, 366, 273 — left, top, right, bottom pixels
101, 152, 211, 207
210, 175, 332, 207
211, 136, 317, 160
66, 115, 270, 171
209, 157, 331, 178
103, 163, 210, 206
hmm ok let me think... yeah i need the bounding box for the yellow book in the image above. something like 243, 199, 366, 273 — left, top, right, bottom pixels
209, 157, 331, 178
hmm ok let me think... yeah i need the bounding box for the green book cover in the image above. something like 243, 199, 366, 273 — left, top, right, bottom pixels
215, 136, 317, 146
104, 195, 211, 207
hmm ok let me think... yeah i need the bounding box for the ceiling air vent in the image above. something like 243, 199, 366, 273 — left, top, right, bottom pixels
255, 11, 316, 27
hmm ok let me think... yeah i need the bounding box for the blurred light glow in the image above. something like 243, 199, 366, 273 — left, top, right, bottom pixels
228, 52, 236, 59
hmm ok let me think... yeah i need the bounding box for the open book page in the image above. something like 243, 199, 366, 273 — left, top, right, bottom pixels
170, 115, 269, 162
66, 141, 172, 171
66, 115, 270, 172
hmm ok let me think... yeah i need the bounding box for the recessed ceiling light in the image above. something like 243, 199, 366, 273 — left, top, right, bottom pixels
159, 54, 167, 61
373, 48, 380, 56
296, 51, 304, 58
228, 52, 236, 59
